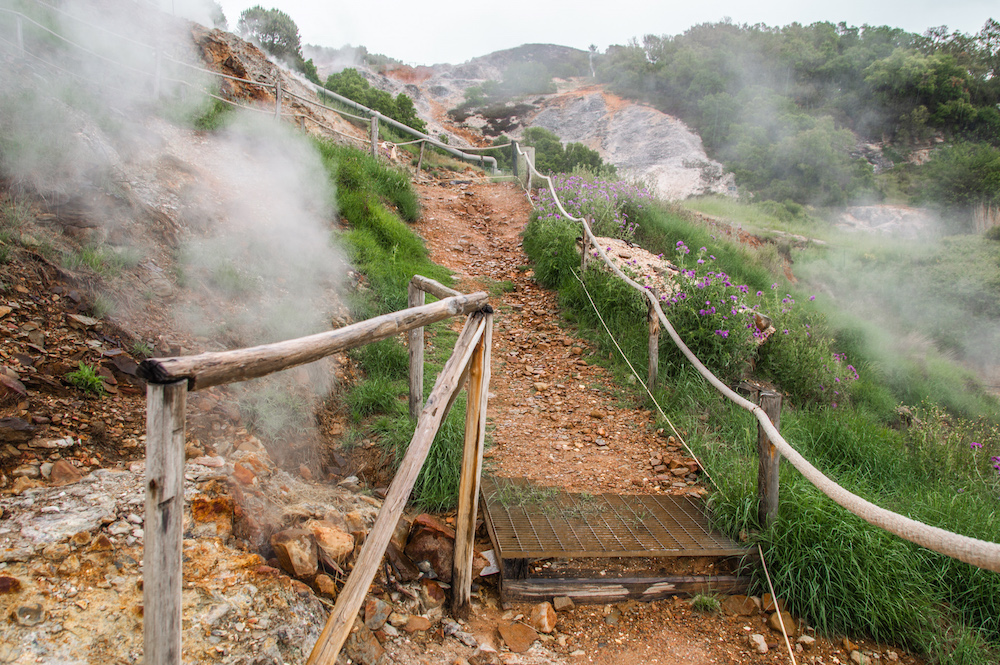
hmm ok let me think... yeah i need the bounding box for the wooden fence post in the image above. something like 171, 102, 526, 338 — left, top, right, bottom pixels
416, 140, 426, 173
511, 141, 518, 179
647, 299, 659, 388
370, 114, 379, 158
15, 15, 24, 57
144, 380, 188, 665
408, 282, 425, 420
580, 231, 590, 273
757, 390, 782, 528
274, 79, 282, 120
153, 48, 162, 99
452, 310, 493, 616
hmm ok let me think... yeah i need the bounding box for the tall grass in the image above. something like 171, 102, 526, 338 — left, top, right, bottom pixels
522, 175, 1000, 664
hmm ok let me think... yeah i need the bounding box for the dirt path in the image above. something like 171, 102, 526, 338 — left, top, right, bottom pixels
413, 178, 704, 498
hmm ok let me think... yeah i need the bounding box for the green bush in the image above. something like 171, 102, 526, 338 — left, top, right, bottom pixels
323, 68, 426, 133
66, 362, 105, 396
346, 376, 405, 421
351, 338, 409, 379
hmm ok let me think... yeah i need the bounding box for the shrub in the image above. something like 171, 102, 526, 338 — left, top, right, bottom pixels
532, 172, 650, 241
346, 376, 404, 421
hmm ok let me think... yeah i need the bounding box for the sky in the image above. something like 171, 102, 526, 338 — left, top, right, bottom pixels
211, 0, 997, 66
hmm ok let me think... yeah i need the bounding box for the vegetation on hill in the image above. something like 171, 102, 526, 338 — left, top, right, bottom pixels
596, 20, 1000, 216
522, 169, 1000, 665
323, 68, 426, 133
237, 5, 321, 84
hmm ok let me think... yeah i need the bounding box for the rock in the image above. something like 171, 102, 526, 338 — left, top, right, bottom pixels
10, 476, 40, 493
270, 529, 318, 579
344, 618, 387, 665
762, 593, 785, 613
405, 514, 456, 583
14, 603, 45, 627
498, 621, 538, 653
0, 373, 26, 398
387, 611, 408, 628
0, 575, 22, 593
305, 519, 354, 568
552, 596, 575, 612
420, 578, 446, 610
722, 594, 758, 616
851, 650, 871, 665
11, 464, 40, 479
442, 618, 478, 648
386, 541, 420, 582
749, 633, 768, 653
768, 610, 797, 636
50, 460, 82, 485
403, 615, 432, 633
29, 437, 76, 450
530, 602, 556, 633
364, 597, 392, 630
0, 417, 36, 443
189, 495, 233, 539
843, 637, 858, 652
314, 574, 337, 597
232, 462, 257, 485
39, 462, 53, 478
796, 634, 815, 649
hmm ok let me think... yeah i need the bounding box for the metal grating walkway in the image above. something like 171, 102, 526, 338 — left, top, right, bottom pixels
481, 476, 746, 559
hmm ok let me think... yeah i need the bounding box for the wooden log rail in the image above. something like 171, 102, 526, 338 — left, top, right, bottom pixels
140, 286, 494, 665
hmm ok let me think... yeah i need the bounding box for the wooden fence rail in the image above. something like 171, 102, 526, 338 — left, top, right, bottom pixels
139, 280, 493, 665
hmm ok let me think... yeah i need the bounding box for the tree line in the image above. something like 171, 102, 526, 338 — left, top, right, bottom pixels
596, 20, 1000, 212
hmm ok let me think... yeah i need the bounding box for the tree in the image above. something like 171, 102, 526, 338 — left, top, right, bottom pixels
237, 6, 302, 61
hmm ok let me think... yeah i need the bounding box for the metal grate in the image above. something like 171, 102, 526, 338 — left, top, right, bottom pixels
481, 477, 746, 559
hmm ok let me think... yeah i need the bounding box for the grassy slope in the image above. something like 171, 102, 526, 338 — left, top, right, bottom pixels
523, 191, 1000, 664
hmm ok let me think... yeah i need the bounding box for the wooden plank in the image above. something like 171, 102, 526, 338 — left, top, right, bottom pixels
306, 313, 488, 665
137, 291, 488, 390
407, 282, 425, 420
411, 274, 461, 300
502, 575, 751, 604
452, 311, 493, 616
757, 391, 782, 528
143, 381, 187, 665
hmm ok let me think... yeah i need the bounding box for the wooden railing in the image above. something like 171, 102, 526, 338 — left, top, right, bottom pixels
137, 280, 493, 665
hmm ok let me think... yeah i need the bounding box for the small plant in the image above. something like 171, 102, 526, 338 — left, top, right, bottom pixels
90, 293, 115, 319
346, 376, 405, 421
131, 340, 154, 358
986, 226, 1000, 242
689, 594, 721, 614
66, 362, 105, 396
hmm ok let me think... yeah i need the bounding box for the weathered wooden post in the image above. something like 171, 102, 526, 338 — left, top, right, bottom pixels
274, 79, 282, 120
647, 298, 660, 388
153, 48, 162, 99
407, 281, 425, 420
144, 380, 187, 665
369, 114, 379, 158
757, 390, 782, 528
510, 141, 518, 178
524, 146, 535, 191
416, 140, 426, 173
452, 309, 493, 616
298, 115, 305, 132
15, 14, 24, 57
580, 231, 591, 273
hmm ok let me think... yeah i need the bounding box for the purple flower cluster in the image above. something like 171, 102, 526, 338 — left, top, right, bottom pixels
532, 175, 653, 241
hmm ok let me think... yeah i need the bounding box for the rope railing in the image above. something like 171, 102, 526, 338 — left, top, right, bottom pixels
513, 143, 1000, 574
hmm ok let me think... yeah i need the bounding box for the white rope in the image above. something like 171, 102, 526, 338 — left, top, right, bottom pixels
758, 544, 798, 665
513, 143, 1000, 574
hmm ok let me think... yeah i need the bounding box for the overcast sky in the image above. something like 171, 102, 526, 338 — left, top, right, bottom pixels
213, 0, 997, 66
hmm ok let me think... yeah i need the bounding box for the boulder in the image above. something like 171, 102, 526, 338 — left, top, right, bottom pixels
404, 513, 455, 583
270, 529, 318, 579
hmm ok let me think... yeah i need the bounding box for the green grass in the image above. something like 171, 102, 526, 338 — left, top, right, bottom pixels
522, 177, 1000, 664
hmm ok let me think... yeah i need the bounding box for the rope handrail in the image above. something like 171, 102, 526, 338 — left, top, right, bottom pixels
513, 143, 1000, 574
3, 7, 153, 77
283, 87, 370, 121
13, 0, 151, 49
163, 54, 273, 87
